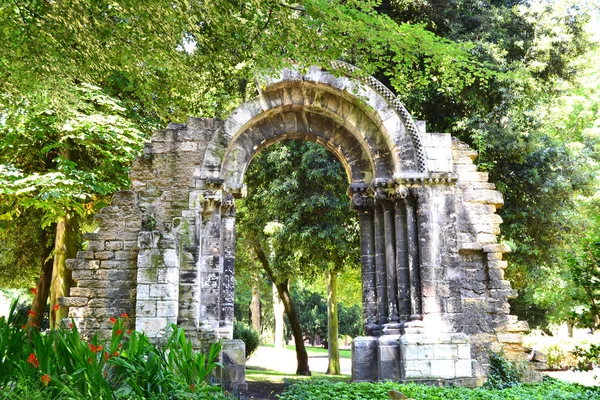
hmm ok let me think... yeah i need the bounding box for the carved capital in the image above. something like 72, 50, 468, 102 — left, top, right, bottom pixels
351, 192, 374, 213
395, 185, 410, 200
201, 190, 222, 217
221, 193, 236, 217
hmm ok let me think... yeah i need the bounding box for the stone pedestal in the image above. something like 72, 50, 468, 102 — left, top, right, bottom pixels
378, 335, 401, 381
220, 339, 247, 391
352, 336, 379, 381
400, 332, 473, 382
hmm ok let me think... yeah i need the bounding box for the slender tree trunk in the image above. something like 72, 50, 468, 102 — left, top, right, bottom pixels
276, 280, 311, 375
255, 246, 311, 376
29, 253, 53, 329
272, 282, 285, 350
326, 269, 340, 375
251, 276, 261, 332
50, 212, 78, 328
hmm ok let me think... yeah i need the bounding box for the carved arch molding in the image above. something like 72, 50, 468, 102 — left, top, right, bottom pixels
63, 64, 536, 387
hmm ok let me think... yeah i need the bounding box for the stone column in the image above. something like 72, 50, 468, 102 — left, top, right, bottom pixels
406, 188, 422, 321
374, 203, 388, 329
395, 187, 410, 323
376, 187, 399, 330
219, 193, 236, 338
350, 184, 378, 334
350, 184, 379, 382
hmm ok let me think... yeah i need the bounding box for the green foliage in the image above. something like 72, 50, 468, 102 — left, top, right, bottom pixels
0, 83, 146, 226
483, 352, 524, 390
283, 285, 363, 344
238, 140, 360, 284
545, 344, 578, 371
233, 321, 260, 360
572, 343, 600, 372
0, 209, 54, 288
277, 378, 600, 400
0, 301, 225, 399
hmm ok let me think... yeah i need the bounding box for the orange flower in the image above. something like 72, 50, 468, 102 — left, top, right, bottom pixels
68, 323, 73, 328
41, 374, 51, 386
89, 344, 103, 353
120, 313, 129, 318
103, 352, 111, 362
21, 324, 27, 330
27, 310, 36, 317
87, 357, 92, 364
52, 304, 60, 311
27, 353, 39, 368
190, 384, 195, 389
127, 329, 132, 335
118, 343, 122, 349
116, 329, 122, 335
30, 288, 37, 295
109, 317, 116, 324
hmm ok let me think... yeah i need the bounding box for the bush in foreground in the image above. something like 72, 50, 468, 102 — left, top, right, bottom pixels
278, 378, 600, 400
0, 301, 225, 399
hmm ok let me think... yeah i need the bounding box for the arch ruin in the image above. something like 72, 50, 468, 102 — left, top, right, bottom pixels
63, 64, 536, 388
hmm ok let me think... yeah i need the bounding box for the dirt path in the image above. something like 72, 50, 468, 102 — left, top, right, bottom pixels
237, 381, 287, 400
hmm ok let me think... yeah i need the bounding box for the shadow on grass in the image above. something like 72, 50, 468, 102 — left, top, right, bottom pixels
246, 366, 351, 384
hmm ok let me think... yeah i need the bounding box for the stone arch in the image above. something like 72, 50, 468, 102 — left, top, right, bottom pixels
202, 66, 428, 196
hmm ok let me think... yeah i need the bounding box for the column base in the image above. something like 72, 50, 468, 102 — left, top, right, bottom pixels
352, 336, 379, 381
378, 334, 401, 381
220, 339, 247, 391
400, 332, 473, 381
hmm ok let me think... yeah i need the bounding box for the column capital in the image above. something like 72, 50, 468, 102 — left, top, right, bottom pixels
221, 193, 236, 217
349, 183, 374, 213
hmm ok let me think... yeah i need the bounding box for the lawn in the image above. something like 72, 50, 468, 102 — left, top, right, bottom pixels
260, 344, 352, 359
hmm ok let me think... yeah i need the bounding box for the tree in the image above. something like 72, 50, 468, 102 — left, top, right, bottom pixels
377, 0, 600, 328
237, 140, 360, 375
0, 83, 145, 326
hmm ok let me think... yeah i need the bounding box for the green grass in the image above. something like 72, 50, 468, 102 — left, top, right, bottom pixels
246, 367, 350, 384
261, 344, 352, 359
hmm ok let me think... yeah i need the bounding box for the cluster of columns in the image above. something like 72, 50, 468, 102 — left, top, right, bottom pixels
349, 182, 423, 336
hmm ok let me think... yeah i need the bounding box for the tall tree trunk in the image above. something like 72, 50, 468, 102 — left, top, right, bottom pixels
255, 246, 311, 376
326, 269, 340, 375
50, 212, 77, 328
251, 276, 261, 332
272, 282, 285, 350
29, 252, 53, 329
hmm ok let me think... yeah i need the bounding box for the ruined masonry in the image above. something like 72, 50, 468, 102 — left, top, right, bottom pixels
62, 64, 538, 387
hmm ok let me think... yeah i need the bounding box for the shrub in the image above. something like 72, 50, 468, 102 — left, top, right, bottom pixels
277, 378, 600, 400
0, 300, 226, 399
233, 321, 260, 360
572, 343, 600, 371
483, 352, 523, 389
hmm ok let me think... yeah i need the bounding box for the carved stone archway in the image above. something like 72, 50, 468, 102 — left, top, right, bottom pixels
63, 64, 536, 388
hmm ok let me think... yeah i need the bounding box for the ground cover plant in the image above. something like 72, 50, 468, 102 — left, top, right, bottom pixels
0, 301, 225, 399
277, 378, 600, 400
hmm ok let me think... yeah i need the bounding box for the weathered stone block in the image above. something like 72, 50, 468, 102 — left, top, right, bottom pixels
94, 251, 114, 260
60, 297, 89, 307
156, 301, 178, 318
455, 359, 473, 377
434, 344, 458, 360
137, 301, 157, 317
431, 359, 456, 379
149, 284, 178, 300
352, 336, 379, 382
